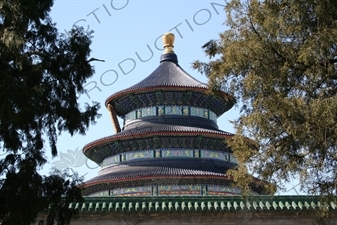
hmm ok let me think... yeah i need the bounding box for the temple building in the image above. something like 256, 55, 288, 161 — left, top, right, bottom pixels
81, 32, 262, 197
71, 33, 337, 225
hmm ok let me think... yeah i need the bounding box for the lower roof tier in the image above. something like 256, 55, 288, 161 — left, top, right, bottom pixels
100, 158, 237, 176
83, 122, 233, 164
81, 162, 266, 196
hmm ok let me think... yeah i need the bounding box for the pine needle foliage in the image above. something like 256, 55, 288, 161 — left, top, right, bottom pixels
0, 1, 101, 224
193, 0, 337, 206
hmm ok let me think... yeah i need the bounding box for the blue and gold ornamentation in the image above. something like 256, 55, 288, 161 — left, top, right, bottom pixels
165, 106, 182, 115
159, 185, 201, 196
124, 105, 217, 124
208, 185, 242, 195
113, 186, 152, 196
201, 150, 230, 161
162, 149, 193, 157
126, 150, 154, 161
101, 154, 119, 167
183, 106, 189, 115
158, 106, 164, 115
101, 148, 235, 168
155, 150, 161, 158
124, 111, 136, 123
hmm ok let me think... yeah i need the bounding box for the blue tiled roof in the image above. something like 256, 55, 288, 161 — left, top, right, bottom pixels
118, 120, 232, 137
85, 164, 227, 184
128, 60, 208, 89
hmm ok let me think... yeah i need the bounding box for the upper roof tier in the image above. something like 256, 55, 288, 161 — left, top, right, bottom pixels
105, 33, 235, 117
127, 56, 208, 89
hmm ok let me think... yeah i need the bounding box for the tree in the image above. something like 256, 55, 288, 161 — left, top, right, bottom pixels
193, 0, 337, 200
0, 0, 101, 224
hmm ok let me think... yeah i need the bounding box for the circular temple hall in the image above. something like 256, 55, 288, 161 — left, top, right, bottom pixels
82, 33, 264, 197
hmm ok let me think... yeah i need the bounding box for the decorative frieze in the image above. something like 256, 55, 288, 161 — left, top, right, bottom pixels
101, 149, 234, 168
162, 149, 193, 157
113, 186, 152, 196
208, 185, 241, 195
159, 185, 200, 196
112, 91, 230, 117
201, 150, 230, 161
88, 184, 248, 197
124, 105, 218, 124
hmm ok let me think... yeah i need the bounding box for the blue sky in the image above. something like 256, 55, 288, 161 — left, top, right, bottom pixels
44, 0, 301, 195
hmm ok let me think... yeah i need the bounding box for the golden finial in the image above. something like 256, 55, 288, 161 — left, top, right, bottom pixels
162, 32, 175, 53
